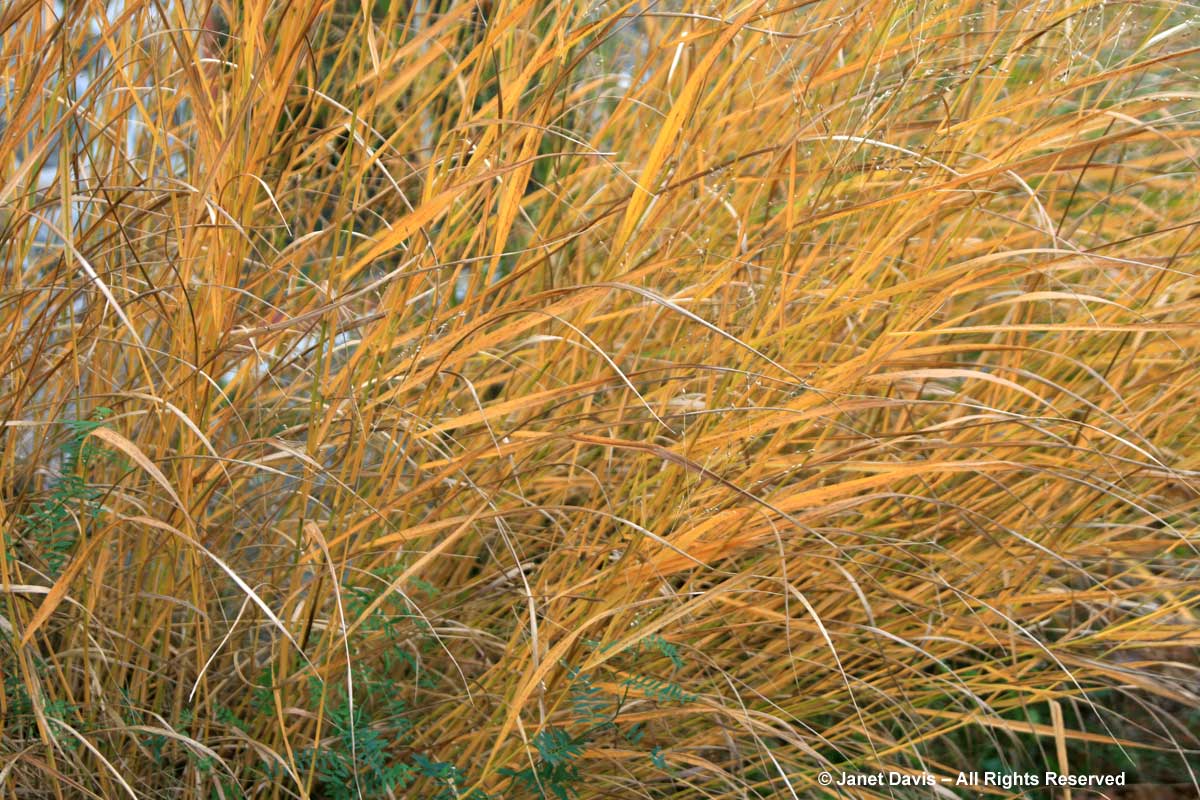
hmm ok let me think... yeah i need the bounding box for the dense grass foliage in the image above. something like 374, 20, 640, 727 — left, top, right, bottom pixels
2, 0, 1199, 797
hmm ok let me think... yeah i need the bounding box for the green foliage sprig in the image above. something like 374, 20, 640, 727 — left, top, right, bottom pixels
13, 408, 111, 576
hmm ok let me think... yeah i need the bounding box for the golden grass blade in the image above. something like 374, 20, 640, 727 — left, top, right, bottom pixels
3, 0, 1199, 795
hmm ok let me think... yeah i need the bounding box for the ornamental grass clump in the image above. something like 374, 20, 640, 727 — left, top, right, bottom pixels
1, 0, 1198, 797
